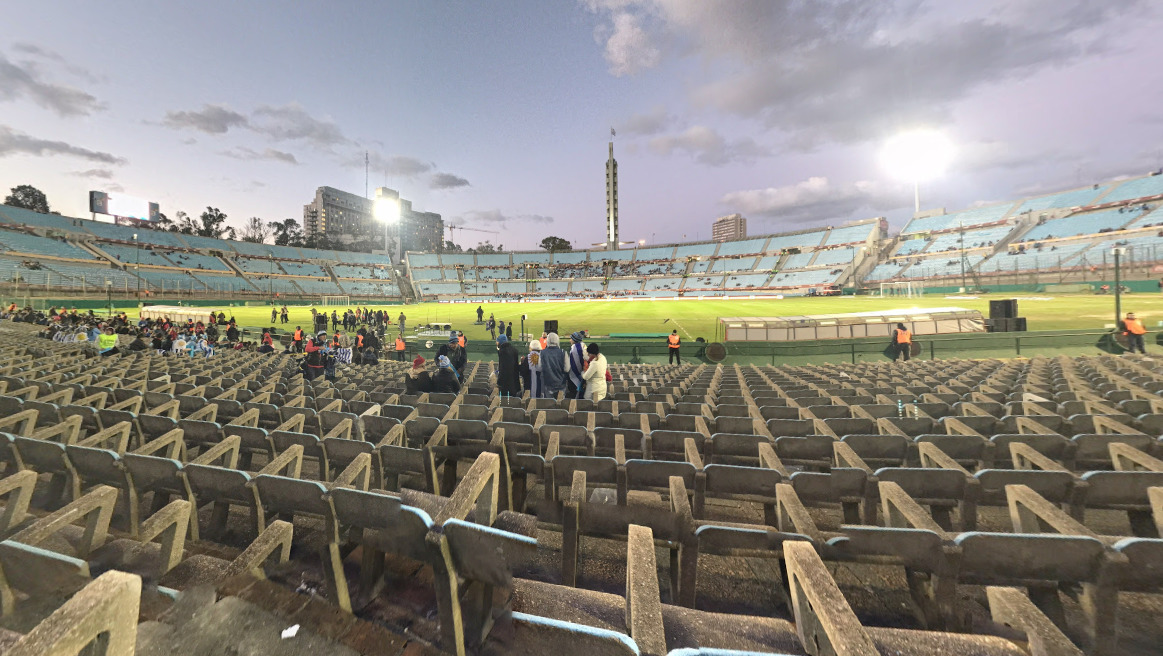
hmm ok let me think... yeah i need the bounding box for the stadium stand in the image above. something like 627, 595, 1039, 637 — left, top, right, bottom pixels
0, 228, 96, 260
903, 203, 1013, 234
1013, 184, 1113, 214
1101, 173, 1163, 204
1020, 208, 1144, 242
1, 322, 1158, 655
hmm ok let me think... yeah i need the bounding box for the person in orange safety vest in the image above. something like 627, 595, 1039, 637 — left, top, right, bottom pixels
667, 330, 681, 364
892, 323, 912, 362
1122, 312, 1148, 354
395, 335, 407, 362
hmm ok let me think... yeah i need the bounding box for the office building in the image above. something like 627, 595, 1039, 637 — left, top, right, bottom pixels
712, 214, 747, 242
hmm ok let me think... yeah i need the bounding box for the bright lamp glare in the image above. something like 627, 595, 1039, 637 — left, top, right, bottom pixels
375, 197, 400, 223
881, 130, 955, 182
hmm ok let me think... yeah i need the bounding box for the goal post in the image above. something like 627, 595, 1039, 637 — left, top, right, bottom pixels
878, 281, 924, 298
321, 295, 350, 306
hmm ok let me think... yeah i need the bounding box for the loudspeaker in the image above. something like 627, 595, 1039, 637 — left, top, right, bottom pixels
990, 299, 1018, 319
1014, 317, 1027, 332
993, 318, 1014, 332
544, 320, 559, 335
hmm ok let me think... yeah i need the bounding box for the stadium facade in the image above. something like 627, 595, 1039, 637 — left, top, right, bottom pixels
1, 172, 1163, 302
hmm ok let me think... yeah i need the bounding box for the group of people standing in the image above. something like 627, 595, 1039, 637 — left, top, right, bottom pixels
493, 331, 609, 401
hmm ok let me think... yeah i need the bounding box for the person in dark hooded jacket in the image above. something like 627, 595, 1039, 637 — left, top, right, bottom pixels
404, 356, 433, 394
495, 335, 521, 397
436, 335, 467, 379
431, 355, 461, 393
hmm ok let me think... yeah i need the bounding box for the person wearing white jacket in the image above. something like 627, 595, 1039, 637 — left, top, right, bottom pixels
581, 342, 608, 402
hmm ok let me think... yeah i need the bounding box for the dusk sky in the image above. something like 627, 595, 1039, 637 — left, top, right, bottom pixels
2, 1, 1162, 251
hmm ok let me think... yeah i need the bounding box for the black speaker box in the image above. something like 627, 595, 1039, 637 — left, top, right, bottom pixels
990, 299, 1018, 319
544, 320, 559, 335
1014, 317, 1027, 332
993, 318, 1014, 332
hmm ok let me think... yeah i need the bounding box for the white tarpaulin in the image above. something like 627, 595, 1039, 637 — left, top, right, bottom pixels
139, 305, 221, 324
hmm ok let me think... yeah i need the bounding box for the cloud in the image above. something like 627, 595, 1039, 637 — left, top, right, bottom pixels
221, 146, 299, 165
450, 210, 554, 228
251, 103, 349, 149
12, 43, 102, 83
430, 172, 471, 189
361, 151, 434, 177
619, 106, 672, 136
69, 168, 115, 179
583, 0, 1144, 146
583, 3, 662, 76
0, 125, 126, 165
648, 125, 769, 165
162, 104, 249, 134
0, 52, 105, 117
720, 176, 909, 223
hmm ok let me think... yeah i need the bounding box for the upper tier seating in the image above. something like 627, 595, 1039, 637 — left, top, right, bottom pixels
715, 238, 768, 256
0, 204, 87, 231
810, 247, 857, 268
99, 243, 175, 267
903, 203, 1013, 234
1020, 208, 1142, 241
88, 223, 189, 248
164, 252, 230, 272
1102, 173, 1163, 204
0, 229, 95, 260
823, 223, 874, 245
1014, 185, 1112, 214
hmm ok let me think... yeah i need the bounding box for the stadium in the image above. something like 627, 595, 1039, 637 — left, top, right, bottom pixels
4, 4, 1163, 656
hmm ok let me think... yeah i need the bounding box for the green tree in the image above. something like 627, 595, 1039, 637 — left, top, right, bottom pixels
268, 218, 305, 247
539, 236, 572, 253
197, 207, 234, 239
174, 211, 197, 235
469, 241, 504, 253
239, 217, 271, 243
441, 240, 463, 253
4, 185, 51, 214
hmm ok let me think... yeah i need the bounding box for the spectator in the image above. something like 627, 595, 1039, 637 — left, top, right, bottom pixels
405, 356, 433, 394
540, 332, 567, 398
581, 342, 608, 402
432, 355, 461, 393
437, 335, 467, 379
566, 331, 586, 399
495, 335, 521, 397
526, 339, 543, 398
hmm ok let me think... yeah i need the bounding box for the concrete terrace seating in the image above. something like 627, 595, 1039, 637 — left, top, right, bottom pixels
2, 322, 1163, 654
0, 229, 95, 260
1021, 208, 1143, 241
1014, 185, 1113, 214
904, 203, 1015, 234
1102, 173, 1163, 204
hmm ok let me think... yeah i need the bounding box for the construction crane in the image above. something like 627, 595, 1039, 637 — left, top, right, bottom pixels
447, 225, 499, 246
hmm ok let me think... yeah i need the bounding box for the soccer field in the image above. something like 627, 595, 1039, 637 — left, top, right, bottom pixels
116, 292, 1163, 342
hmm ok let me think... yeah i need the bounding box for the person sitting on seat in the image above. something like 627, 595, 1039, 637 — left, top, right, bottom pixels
405, 356, 433, 394
432, 355, 461, 393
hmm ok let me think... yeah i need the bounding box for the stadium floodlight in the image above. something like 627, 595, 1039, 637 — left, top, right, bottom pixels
881, 129, 955, 212
375, 197, 400, 256
375, 197, 400, 223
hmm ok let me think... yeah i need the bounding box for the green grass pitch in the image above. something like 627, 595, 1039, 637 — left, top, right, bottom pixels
114, 292, 1163, 342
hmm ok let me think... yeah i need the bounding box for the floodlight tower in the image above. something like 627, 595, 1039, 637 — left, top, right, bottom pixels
881, 129, 955, 213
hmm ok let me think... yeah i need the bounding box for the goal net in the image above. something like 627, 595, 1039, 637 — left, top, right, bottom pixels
878, 281, 924, 298
321, 295, 350, 306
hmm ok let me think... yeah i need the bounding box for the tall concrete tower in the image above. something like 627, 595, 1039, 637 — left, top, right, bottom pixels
605, 141, 619, 250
